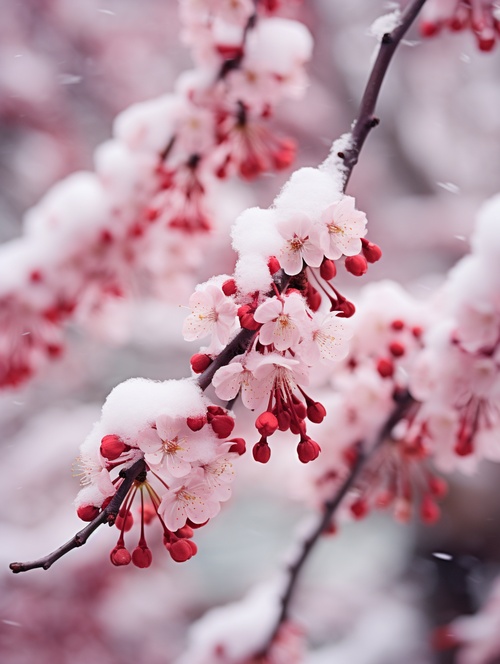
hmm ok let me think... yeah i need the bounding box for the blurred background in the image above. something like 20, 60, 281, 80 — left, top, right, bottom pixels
1, 1, 500, 662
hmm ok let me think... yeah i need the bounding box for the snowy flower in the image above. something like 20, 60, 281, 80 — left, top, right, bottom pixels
319, 195, 367, 260
183, 283, 238, 347
159, 472, 222, 531
254, 292, 310, 351
138, 415, 203, 478
276, 212, 324, 275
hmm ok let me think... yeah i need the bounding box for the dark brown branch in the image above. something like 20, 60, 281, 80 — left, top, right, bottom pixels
341, 0, 428, 190
10, 458, 146, 573
263, 391, 414, 650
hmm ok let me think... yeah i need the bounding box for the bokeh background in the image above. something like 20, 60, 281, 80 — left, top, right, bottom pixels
1, 1, 500, 662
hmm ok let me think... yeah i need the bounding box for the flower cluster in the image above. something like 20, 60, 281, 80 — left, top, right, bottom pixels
420, 0, 500, 51
0, 0, 312, 389
75, 378, 242, 567
182, 161, 383, 464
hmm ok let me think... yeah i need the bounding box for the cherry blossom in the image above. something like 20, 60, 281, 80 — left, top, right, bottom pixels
319, 195, 367, 260
138, 415, 201, 478
159, 472, 222, 531
183, 282, 239, 349
276, 212, 324, 275
254, 292, 310, 351
298, 311, 352, 364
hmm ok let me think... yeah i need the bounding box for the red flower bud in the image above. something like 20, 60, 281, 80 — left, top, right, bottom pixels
175, 525, 194, 539
297, 437, 321, 463
190, 353, 212, 374
345, 254, 368, 276
376, 357, 394, 378
307, 401, 326, 424
350, 498, 369, 519
77, 504, 100, 522
238, 305, 261, 331
428, 476, 447, 498
391, 319, 404, 331
186, 415, 206, 431
255, 411, 278, 437
268, 256, 281, 274
169, 539, 194, 562
132, 545, 153, 568
229, 437, 246, 455
306, 284, 321, 312
222, 279, 237, 296
210, 414, 235, 439
276, 410, 291, 431
320, 259, 336, 281
100, 434, 127, 461
361, 240, 382, 263
389, 341, 405, 357
115, 509, 134, 532
110, 546, 131, 566
336, 301, 356, 318
420, 495, 440, 524
253, 440, 271, 463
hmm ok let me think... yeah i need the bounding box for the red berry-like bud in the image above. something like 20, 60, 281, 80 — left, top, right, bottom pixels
187, 415, 206, 431
361, 240, 382, 263
169, 539, 194, 562
412, 326, 423, 339
420, 495, 440, 524
292, 400, 307, 421
100, 434, 127, 461
115, 509, 134, 532
253, 440, 271, 463
255, 411, 279, 437
229, 437, 246, 455
376, 357, 394, 378
277, 410, 291, 431
142, 503, 156, 525
389, 341, 405, 357
238, 305, 261, 331
455, 433, 473, 457
306, 284, 321, 312
350, 498, 368, 519
428, 476, 448, 498
175, 525, 194, 539
297, 437, 321, 463
336, 301, 356, 318
289, 419, 306, 436
391, 319, 404, 331
273, 137, 296, 170
211, 414, 235, 439
110, 546, 131, 566
320, 259, 336, 281
307, 401, 326, 424
132, 545, 153, 568
77, 504, 100, 522
268, 256, 281, 274
345, 255, 368, 276
190, 353, 212, 374
222, 279, 237, 296
420, 20, 441, 37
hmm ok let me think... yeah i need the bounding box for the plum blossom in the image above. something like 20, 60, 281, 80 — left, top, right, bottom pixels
159, 472, 222, 531
319, 195, 367, 260
276, 212, 324, 276
298, 311, 352, 364
197, 446, 236, 501
254, 292, 310, 351
212, 358, 259, 409
183, 282, 238, 349
246, 352, 309, 409
138, 415, 203, 478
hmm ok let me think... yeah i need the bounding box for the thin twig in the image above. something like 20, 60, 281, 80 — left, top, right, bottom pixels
10, 459, 146, 573
341, 0, 428, 190
262, 392, 414, 650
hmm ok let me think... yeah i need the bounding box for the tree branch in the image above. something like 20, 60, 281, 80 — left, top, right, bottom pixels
10, 458, 146, 573
263, 391, 414, 650
341, 0, 428, 189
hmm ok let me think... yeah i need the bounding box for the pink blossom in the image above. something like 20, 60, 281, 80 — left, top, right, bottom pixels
254, 293, 310, 351
138, 415, 203, 478
159, 472, 222, 531
319, 195, 367, 260
276, 212, 324, 276
183, 283, 238, 348
212, 359, 260, 409
197, 447, 236, 501
298, 312, 352, 364
245, 352, 309, 410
